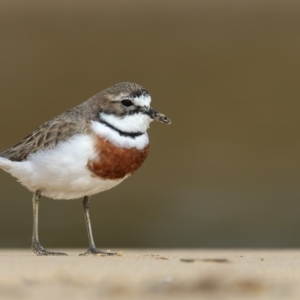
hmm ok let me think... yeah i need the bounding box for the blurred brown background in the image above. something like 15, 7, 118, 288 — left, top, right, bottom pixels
0, 0, 300, 248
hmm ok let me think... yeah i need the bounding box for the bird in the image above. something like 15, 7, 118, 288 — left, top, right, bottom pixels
0, 82, 171, 256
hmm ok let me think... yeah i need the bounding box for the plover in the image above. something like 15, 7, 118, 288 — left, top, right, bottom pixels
0, 82, 171, 256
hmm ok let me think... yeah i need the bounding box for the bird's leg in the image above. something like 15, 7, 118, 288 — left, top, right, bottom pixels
80, 196, 117, 256
31, 190, 67, 256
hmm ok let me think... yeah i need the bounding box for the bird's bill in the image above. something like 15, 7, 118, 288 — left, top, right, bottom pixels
140, 106, 171, 124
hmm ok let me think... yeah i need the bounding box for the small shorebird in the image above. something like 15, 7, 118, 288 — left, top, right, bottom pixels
0, 82, 171, 256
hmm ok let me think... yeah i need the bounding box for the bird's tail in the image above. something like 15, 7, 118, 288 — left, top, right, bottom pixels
0, 157, 12, 172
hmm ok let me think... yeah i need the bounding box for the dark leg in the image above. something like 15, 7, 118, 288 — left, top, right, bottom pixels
80, 196, 116, 256
31, 190, 67, 256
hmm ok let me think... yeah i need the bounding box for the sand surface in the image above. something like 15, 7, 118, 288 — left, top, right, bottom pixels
0, 249, 299, 299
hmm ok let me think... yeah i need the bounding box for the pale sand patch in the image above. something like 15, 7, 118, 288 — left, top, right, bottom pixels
0, 249, 299, 299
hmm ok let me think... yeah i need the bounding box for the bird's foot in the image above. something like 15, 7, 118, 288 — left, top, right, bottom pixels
32, 240, 67, 256
79, 247, 117, 256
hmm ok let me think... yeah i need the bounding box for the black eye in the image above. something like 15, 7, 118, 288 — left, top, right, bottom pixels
121, 99, 133, 107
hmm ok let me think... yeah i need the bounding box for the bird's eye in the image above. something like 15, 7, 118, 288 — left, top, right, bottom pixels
121, 99, 133, 107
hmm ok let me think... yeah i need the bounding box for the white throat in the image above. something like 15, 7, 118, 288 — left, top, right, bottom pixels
99, 112, 153, 133
91, 116, 150, 150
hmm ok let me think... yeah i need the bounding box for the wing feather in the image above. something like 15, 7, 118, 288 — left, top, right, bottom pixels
0, 117, 90, 162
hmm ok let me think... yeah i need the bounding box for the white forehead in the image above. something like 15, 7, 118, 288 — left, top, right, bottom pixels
133, 95, 151, 107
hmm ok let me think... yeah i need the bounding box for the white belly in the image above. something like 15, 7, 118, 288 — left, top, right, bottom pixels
1, 134, 126, 199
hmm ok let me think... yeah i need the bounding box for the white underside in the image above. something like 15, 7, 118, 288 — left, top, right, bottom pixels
0, 134, 125, 199
0, 119, 149, 200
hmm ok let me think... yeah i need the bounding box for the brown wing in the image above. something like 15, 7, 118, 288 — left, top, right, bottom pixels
0, 117, 90, 162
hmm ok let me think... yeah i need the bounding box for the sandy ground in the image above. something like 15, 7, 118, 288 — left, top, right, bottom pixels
0, 249, 299, 300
